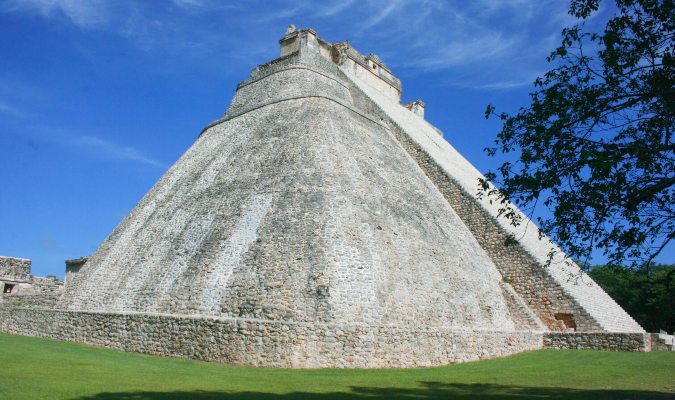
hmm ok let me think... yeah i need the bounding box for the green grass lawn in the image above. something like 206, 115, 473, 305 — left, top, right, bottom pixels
0, 333, 673, 400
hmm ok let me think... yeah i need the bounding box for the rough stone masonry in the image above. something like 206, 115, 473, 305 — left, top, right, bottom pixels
0, 27, 649, 368
0, 256, 63, 308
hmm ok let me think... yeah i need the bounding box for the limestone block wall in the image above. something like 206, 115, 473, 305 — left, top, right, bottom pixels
0, 256, 63, 308
62, 31, 641, 337
544, 332, 649, 351
1, 276, 64, 308
0, 256, 31, 282
22, 276, 63, 307
332, 43, 401, 101
0, 307, 543, 368
499, 282, 547, 331
225, 64, 353, 120
278, 29, 402, 102
65, 257, 88, 289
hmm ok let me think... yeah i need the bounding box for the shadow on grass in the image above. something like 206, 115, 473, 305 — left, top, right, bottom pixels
72, 381, 675, 400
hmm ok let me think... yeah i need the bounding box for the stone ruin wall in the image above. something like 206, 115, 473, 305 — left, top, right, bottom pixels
280, 28, 402, 103
0, 256, 64, 308
0, 308, 649, 367
544, 332, 649, 351
0, 256, 31, 282
0, 307, 543, 368
4, 279, 63, 309
65, 257, 88, 288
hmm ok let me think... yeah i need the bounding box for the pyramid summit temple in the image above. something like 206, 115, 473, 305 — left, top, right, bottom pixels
0, 27, 651, 367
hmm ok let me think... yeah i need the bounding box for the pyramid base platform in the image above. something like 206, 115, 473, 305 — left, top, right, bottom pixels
0, 307, 648, 368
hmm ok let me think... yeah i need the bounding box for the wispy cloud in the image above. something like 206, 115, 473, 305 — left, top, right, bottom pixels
2, 0, 112, 28
313, 0, 356, 17
0, 76, 50, 105
169, 0, 241, 13
333, 0, 570, 91
4, 121, 167, 169
0, 100, 35, 118
444, 76, 539, 91
404, 34, 520, 71
72, 136, 167, 168
0, 0, 573, 90
359, 0, 403, 31
251, 5, 305, 23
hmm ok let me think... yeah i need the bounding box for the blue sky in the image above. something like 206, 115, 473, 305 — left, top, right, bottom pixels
1, 0, 669, 277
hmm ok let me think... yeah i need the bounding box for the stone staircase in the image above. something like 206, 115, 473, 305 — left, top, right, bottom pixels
650, 331, 675, 351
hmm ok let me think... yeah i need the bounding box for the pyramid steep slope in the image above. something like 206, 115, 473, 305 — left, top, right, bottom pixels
63, 39, 518, 334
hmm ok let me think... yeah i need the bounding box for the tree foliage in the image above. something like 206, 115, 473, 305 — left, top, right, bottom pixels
482, 0, 674, 268
589, 263, 674, 331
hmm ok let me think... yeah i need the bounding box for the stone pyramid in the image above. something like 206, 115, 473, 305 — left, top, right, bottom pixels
42, 27, 644, 367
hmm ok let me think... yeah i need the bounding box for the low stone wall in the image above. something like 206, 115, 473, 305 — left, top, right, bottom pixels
543, 332, 649, 352
0, 307, 543, 368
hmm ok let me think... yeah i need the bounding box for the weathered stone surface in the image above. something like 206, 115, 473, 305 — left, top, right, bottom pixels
65, 257, 88, 289
0, 307, 542, 368
544, 332, 649, 352
0, 256, 31, 282
61, 42, 517, 334
1, 257, 64, 308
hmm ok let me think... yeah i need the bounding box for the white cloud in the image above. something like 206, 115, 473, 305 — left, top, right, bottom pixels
169, 0, 240, 13
313, 0, 356, 17
330, 0, 571, 91
0, 100, 34, 118
445, 76, 538, 91
359, 0, 402, 31
72, 136, 166, 168
251, 6, 305, 23
0, 0, 574, 90
5, 121, 167, 169
2, 0, 111, 28
404, 34, 520, 71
